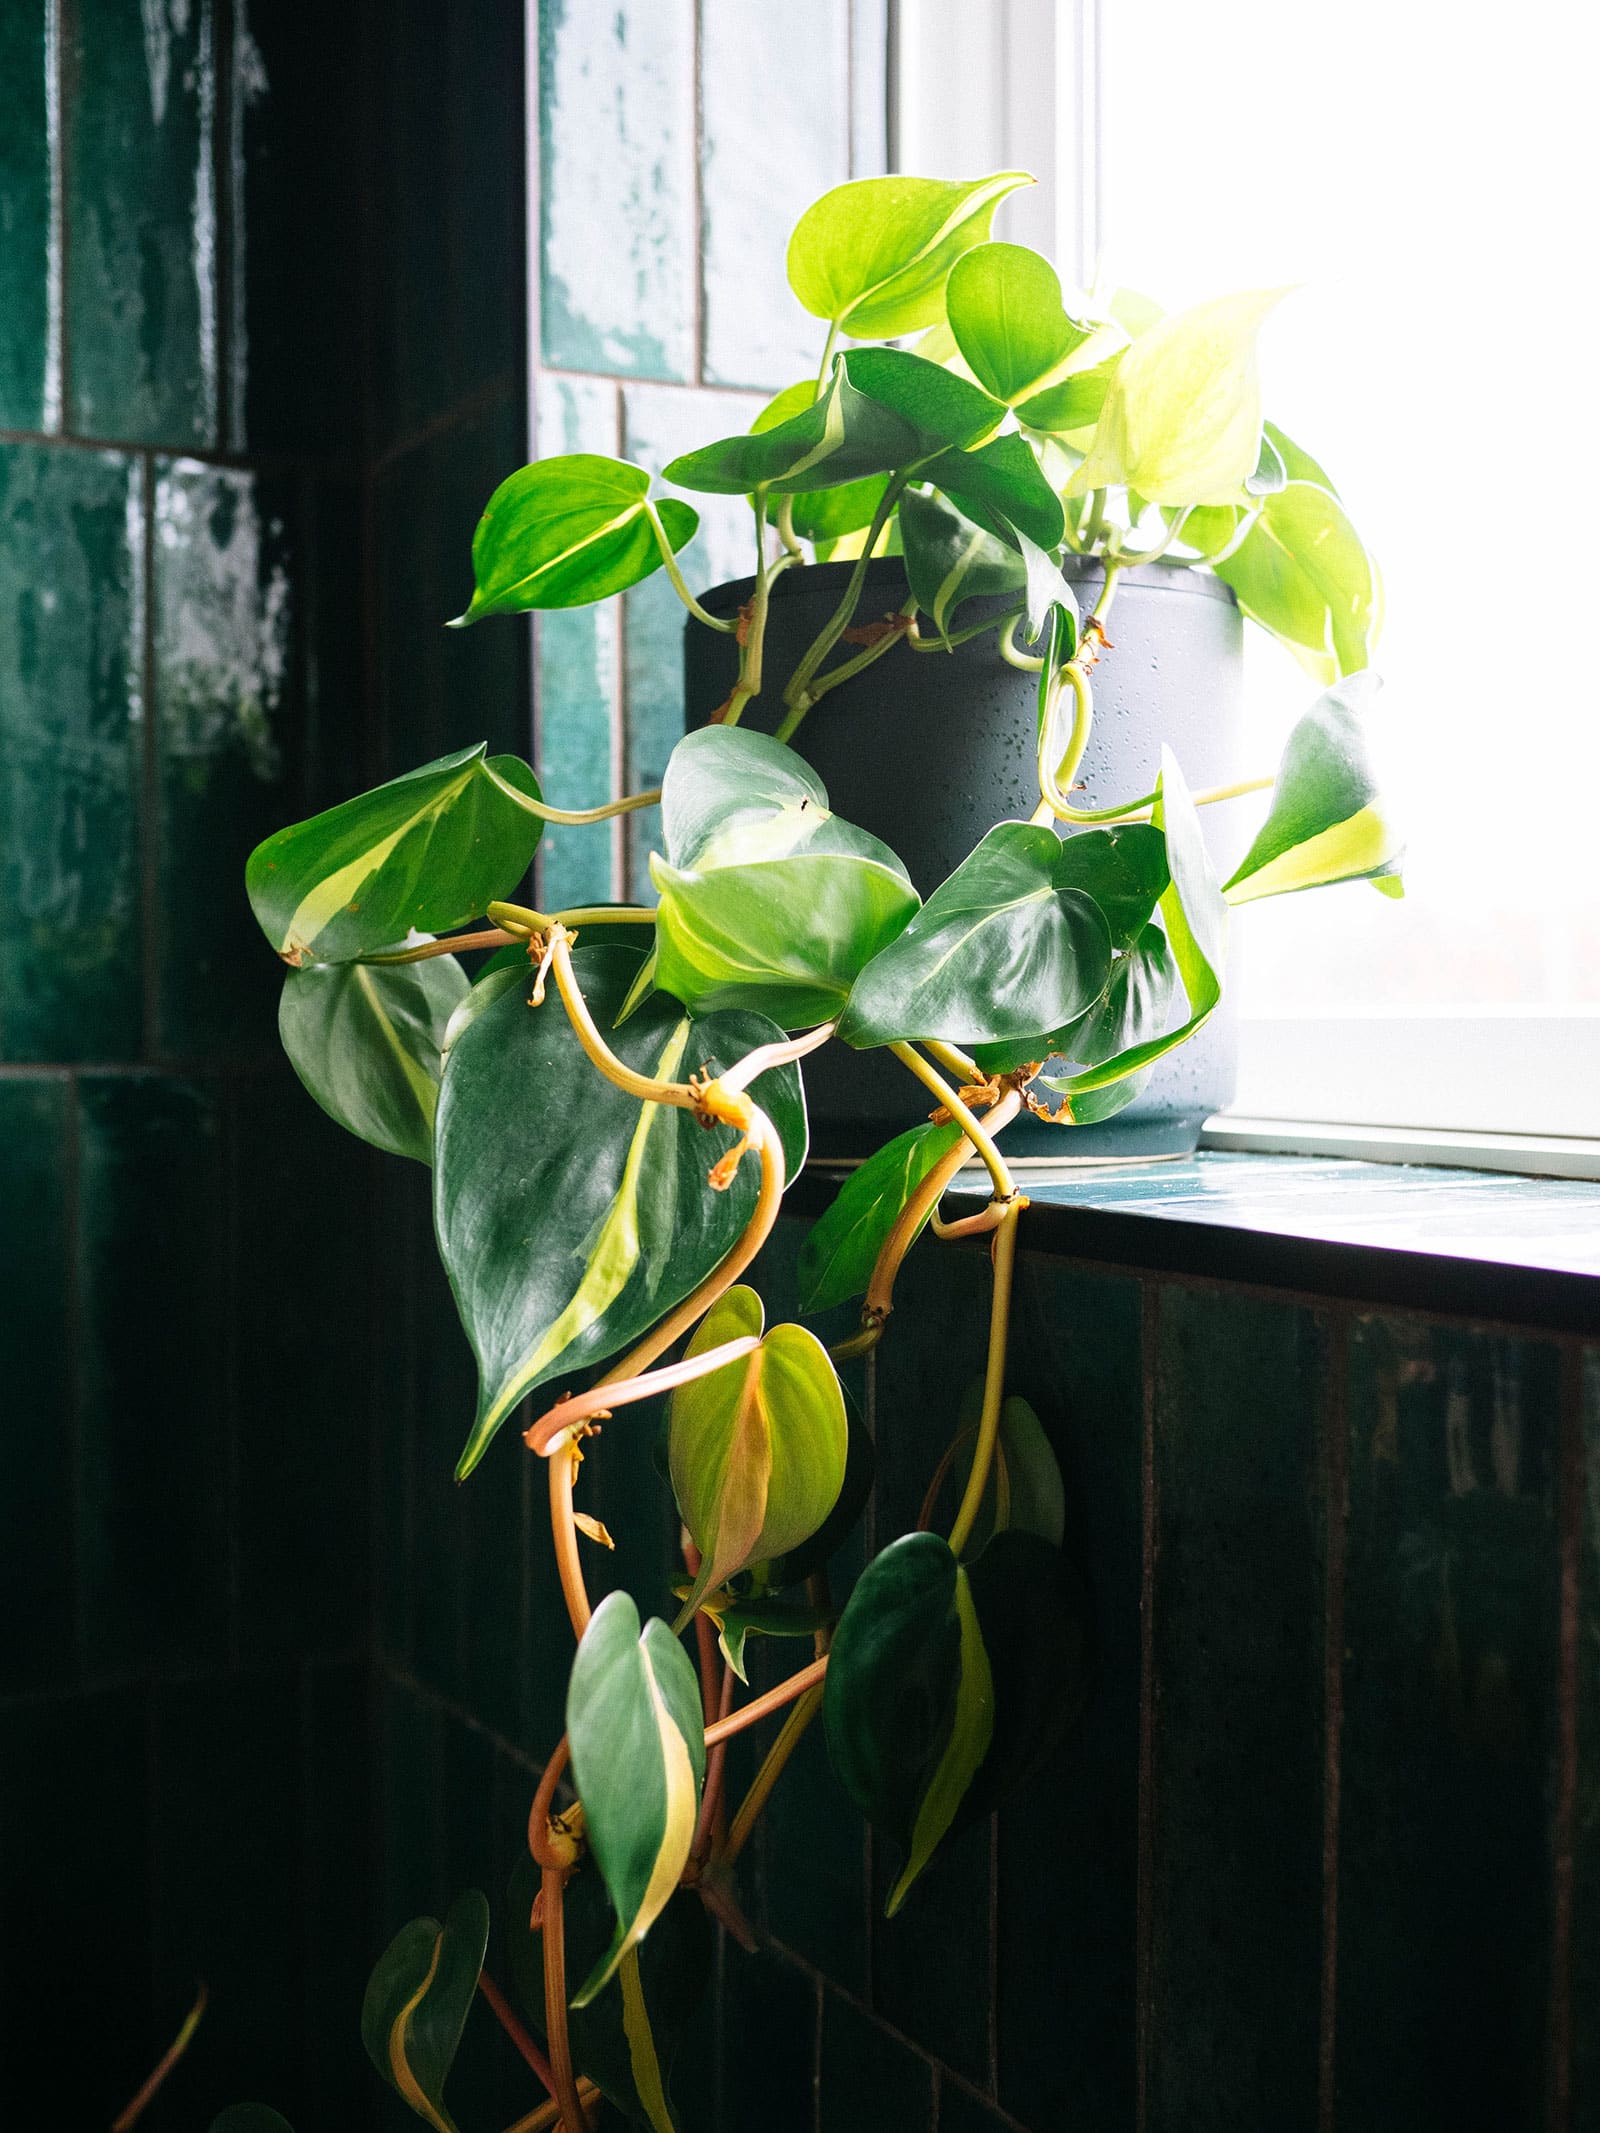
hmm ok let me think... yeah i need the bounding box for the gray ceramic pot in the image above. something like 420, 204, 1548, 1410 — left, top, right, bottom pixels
684, 555, 1242, 1160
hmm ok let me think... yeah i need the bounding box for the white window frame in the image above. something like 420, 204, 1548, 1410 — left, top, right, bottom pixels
892, 0, 1600, 1177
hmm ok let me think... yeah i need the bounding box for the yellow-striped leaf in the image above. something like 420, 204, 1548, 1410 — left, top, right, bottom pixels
568, 1594, 706, 2007
1224, 674, 1402, 903
359, 1890, 489, 2133
246, 743, 544, 965
278, 953, 467, 1162
434, 944, 807, 1478
668, 1286, 849, 1613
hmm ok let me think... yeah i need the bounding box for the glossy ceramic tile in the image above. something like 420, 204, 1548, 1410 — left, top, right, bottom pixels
873, 1816, 995, 2088
538, 0, 697, 381
936, 2079, 1019, 2133
76, 1074, 230, 1676
0, 441, 143, 1062
0, 2, 55, 430
301, 1661, 378, 2126
1145, 1286, 1328, 2130
534, 372, 622, 911
721, 1951, 820, 2133
699, 0, 850, 390
67, 0, 218, 446
0, 1076, 73, 1691
1333, 1316, 1559, 2131
819, 1984, 935, 2123
152, 459, 300, 1058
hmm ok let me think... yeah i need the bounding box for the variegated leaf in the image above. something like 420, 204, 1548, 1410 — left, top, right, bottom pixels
359, 1890, 489, 2133
278, 952, 467, 1162
1224, 674, 1402, 903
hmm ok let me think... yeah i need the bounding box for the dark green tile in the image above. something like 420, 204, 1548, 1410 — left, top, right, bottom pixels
408, 1213, 484, 1703
538, 0, 697, 381
866, 1231, 992, 1545
148, 1671, 305, 2122
1146, 1287, 1327, 2130
995, 1258, 1142, 2129
699, 0, 850, 390
872, 1815, 993, 2088
1576, 1348, 1600, 2133
0, 1076, 73, 1689
0, 441, 143, 1062
453, 1429, 532, 1751
378, 1673, 444, 1932
153, 458, 302, 1059
370, 0, 524, 450
66, 0, 217, 445
77, 1074, 231, 1675
0, 2, 54, 430
724, 1948, 819, 2133
301, 476, 367, 815
819, 1985, 933, 2126
373, 394, 529, 778
302, 1662, 379, 2127
935, 2078, 1014, 2133
234, 1077, 371, 1663
1334, 1317, 1559, 2132
0, 1685, 153, 2121
534, 372, 622, 913
373, 1158, 427, 1671
755, 1690, 869, 1998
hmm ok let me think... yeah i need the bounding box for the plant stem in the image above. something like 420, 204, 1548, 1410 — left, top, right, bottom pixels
691, 1666, 737, 1866
772, 598, 917, 739
888, 1043, 1015, 1201
906, 601, 1025, 655
721, 495, 797, 729
367, 926, 519, 965
816, 321, 840, 393
947, 1196, 1024, 1558
775, 493, 803, 560
1081, 488, 1108, 551
703, 1654, 828, 1747
111, 1983, 208, 2132
923, 1038, 982, 1083
501, 2081, 604, 2133
779, 474, 907, 733
478, 1971, 560, 2099
529, 1337, 762, 1457
547, 930, 699, 1108
856, 1089, 1023, 1336
997, 613, 1044, 671
552, 904, 658, 926
548, 1437, 593, 1639
538, 1868, 590, 2132
489, 777, 663, 826
721, 1684, 824, 1868
715, 1017, 835, 1095
646, 502, 737, 632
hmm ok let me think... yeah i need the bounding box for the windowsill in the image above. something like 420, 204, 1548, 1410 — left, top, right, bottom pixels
796, 1150, 1600, 1334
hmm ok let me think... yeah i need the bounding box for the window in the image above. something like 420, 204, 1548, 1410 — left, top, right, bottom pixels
895, 0, 1600, 1158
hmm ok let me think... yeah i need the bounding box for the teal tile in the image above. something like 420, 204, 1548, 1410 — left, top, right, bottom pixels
539, 0, 697, 381
995, 1258, 1143, 2129
1335, 1317, 1559, 2131
77, 1075, 230, 1675
0, 441, 143, 1062
1146, 1287, 1327, 2130
1577, 1348, 1600, 2132
755, 1686, 869, 1998
935, 2079, 1014, 2133
302, 1662, 378, 2125
67, 0, 218, 445
234, 1078, 371, 1664
374, 394, 530, 777
534, 373, 623, 911
872, 1816, 993, 2087
700, 0, 851, 390
620, 384, 762, 889
0, 1076, 73, 1689
153, 459, 301, 1059
819, 1985, 932, 2125
0, 1686, 153, 2120
301, 477, 366, 815
0, 2, 55, 430
724, 1950, 819, 2133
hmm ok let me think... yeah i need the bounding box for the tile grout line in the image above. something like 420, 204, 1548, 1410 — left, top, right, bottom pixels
46, 0, 69, 432
212, 0, 235, 453
137, 452, 160, 1062
1318, 1308, 1351, 2133
1134, 1276, 1160, 2133
1550, 1339, 1583, 2132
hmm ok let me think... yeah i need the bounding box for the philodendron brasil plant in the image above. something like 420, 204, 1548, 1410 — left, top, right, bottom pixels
228, 172, 1395, 2133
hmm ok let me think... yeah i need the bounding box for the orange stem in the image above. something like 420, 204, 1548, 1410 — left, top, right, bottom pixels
111, 1983, 208, 2132
478, 1971, 559, 2100
703, 1655, 828, 1747
548, 1438, 592, 1640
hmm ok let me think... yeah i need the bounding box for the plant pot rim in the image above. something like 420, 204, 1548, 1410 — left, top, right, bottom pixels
696, 551, 1239, 617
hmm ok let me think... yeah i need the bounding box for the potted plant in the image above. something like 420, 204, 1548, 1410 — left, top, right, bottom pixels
232, 171, 1396, 2133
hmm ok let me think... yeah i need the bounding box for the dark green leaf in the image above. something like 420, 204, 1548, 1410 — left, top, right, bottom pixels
1213, 480, 1382, 682
1058, 924, 1178, 1066
838, 821, 1113, 1048
360, 1890, 489, 2133
279, 953, 466, 1162
247, 744, 543, 965
957, 1530, 1093, 1823
787, 171, 1034, 338
210, 2112, 297, 2133
435, 945, 806, 1477
792, 474, 894, 543
898, 487, 1025, 641
944, 1390, 1068, 1560
1223, 673, 1402, 901
797, 1119, 964, 1313
451, 455, 698, 623
1052, 823, 1170, 948
920, 432, 1066, 550
567, 1594, 706, 2006
945, 241, 1095, 404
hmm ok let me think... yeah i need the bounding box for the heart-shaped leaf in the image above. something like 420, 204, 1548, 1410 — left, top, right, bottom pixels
1224, 674, 1401, 902
1213, 480, 1382, 683
434, 944, 806, 1477
1045, 750, 1226, 1097
787, 171, 1034, 339
649, 731, 919, 1029
823, 1532, 993, 1915
663, 349, 1001, 497
1017, 355, 1121, 436
360, 1890, 489, 2133
930, 1386, 1068, 1563
210, 2112, 297, 2133
945, 242, 1096, 405
567, 1593, 706, 2006
278, 953, 467, 1162
668, 1285, 849, 1612
797, 1119, 964, 1314
837, 821, 1113, 1049
1060, 924, 1179, 1066
899, 487, 1025, 642
451, 455, 698, 623
246, 744, 544, 965
507, 1855, 712, 2133
1067, 288, 1291, 507
919, 432, 1066, 550
958, 1529, 1093, 1819
746, 1383, 876, 1595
